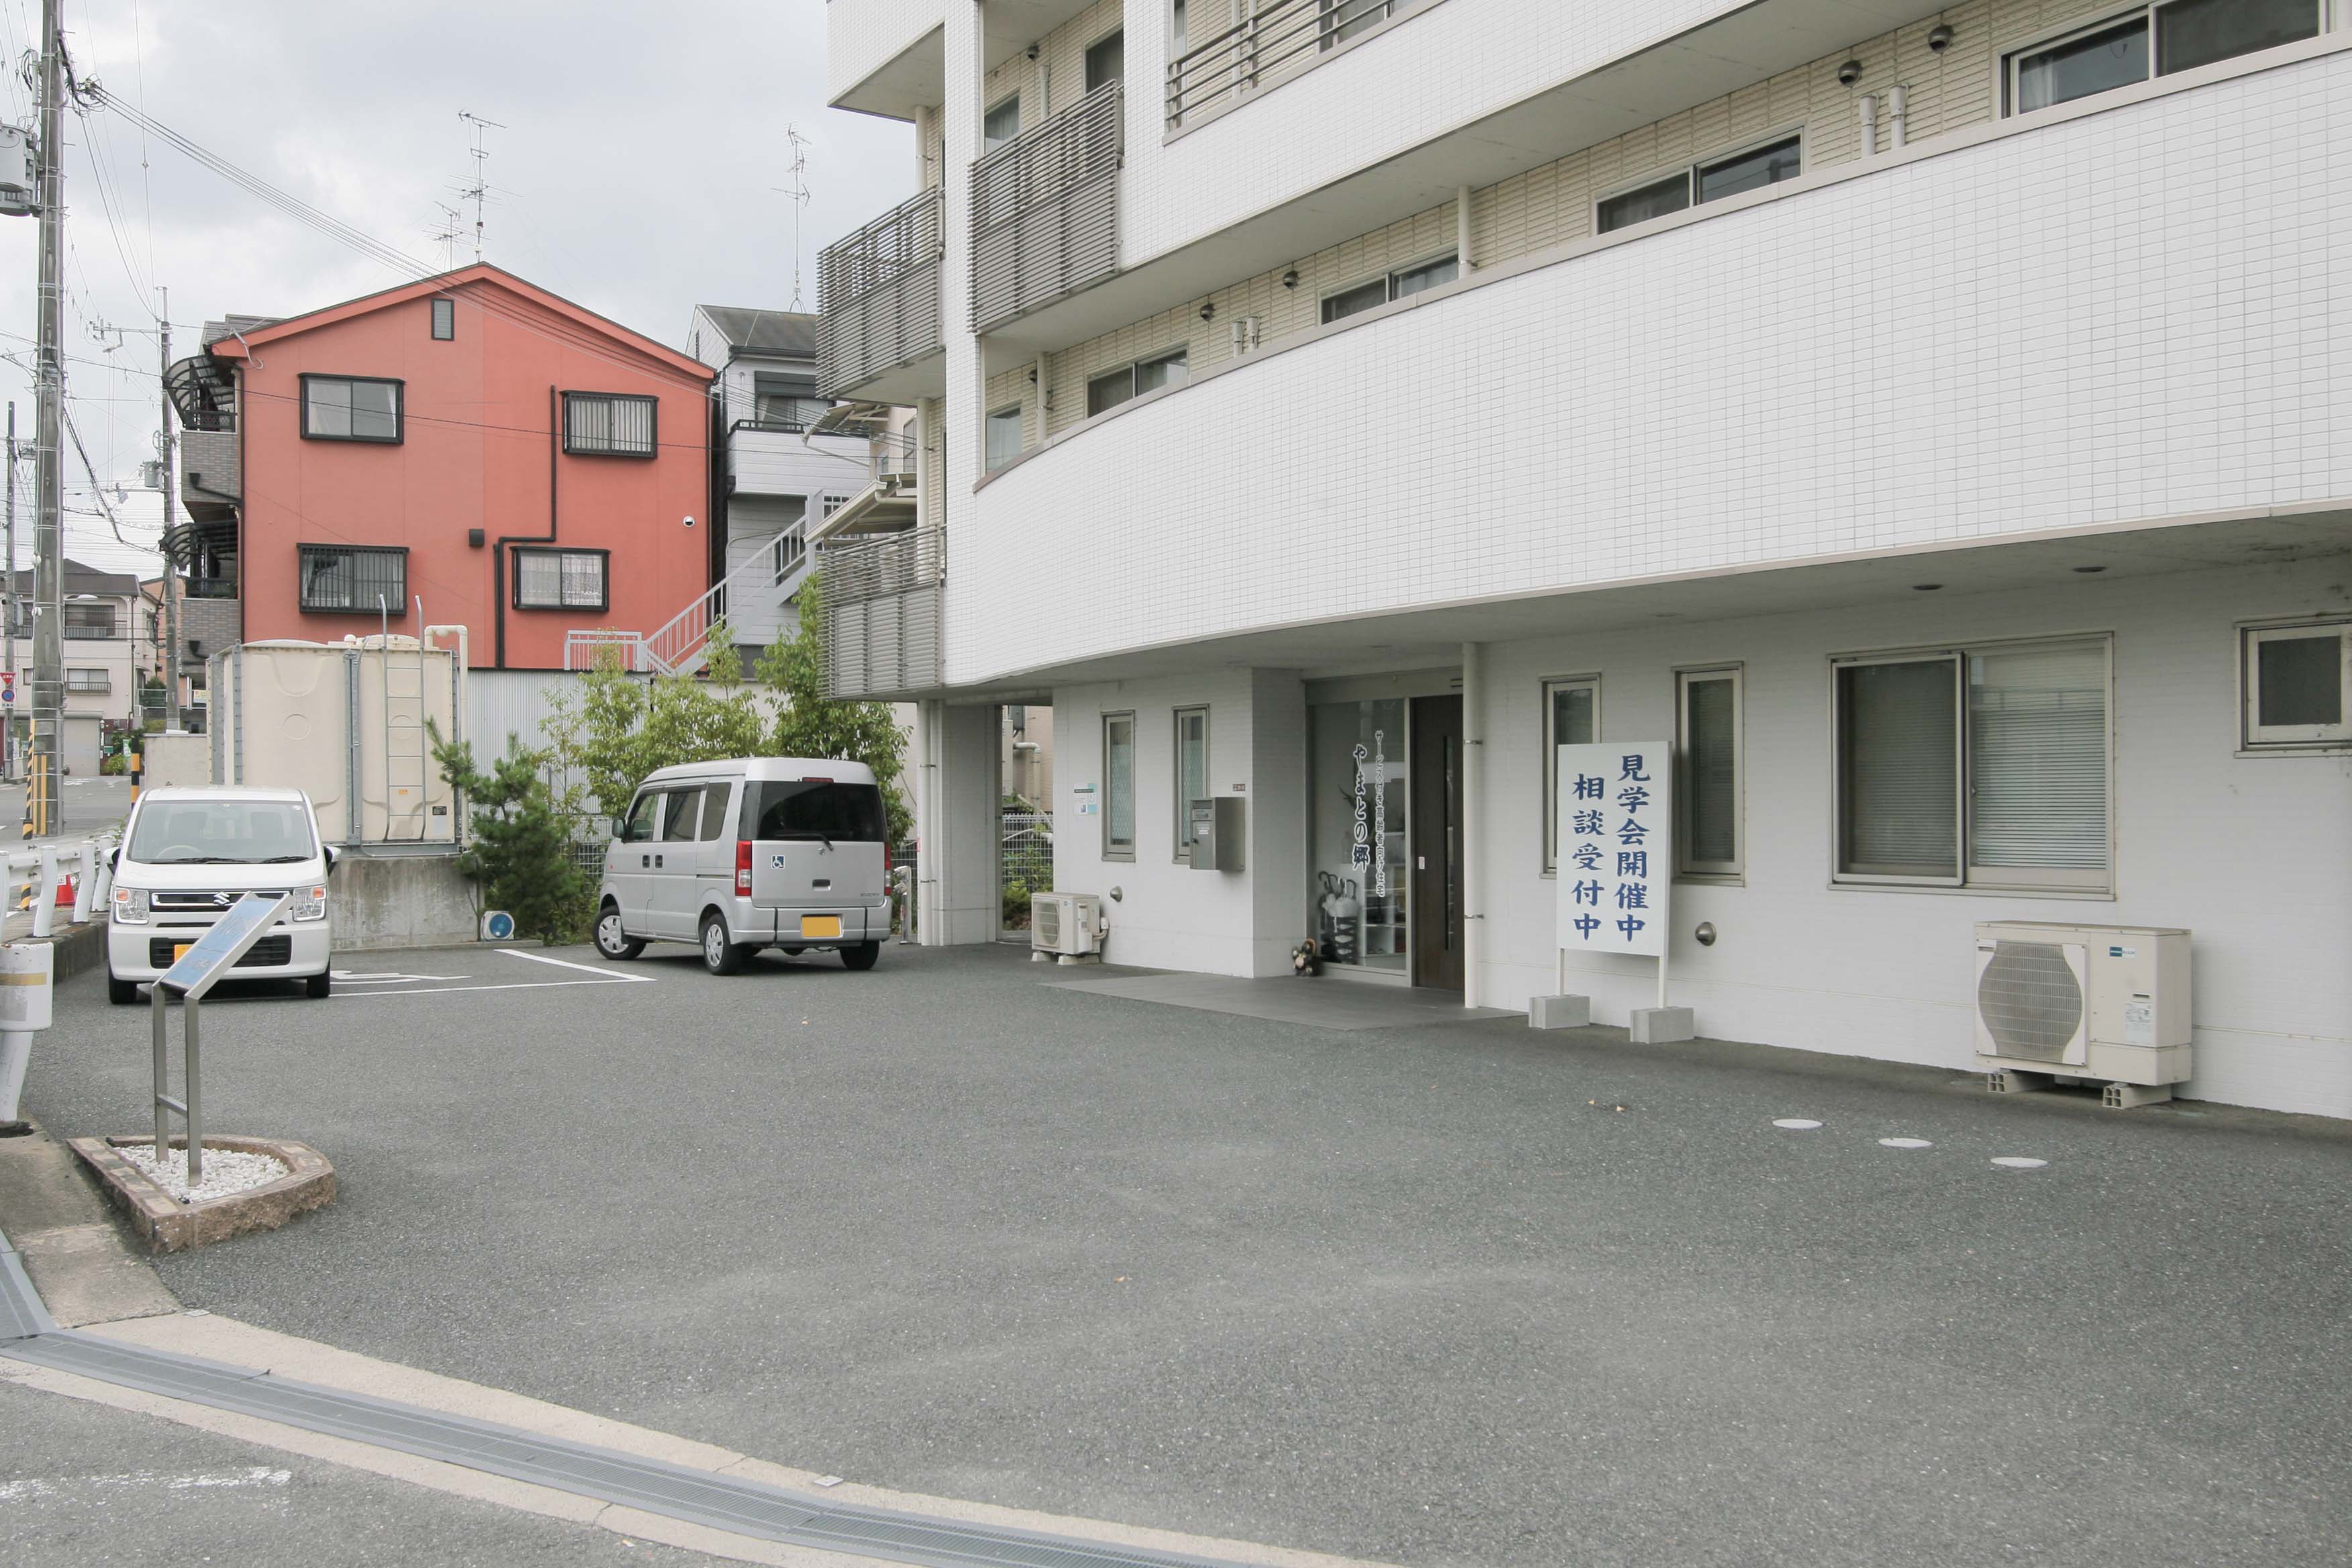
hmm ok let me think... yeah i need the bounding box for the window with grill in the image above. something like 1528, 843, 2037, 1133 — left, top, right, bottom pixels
1540, 675, 1599, 873
301, 375, 402, 443
562, 391, 657, 457
1676, 667, 1742, 878
1087, 350, 1187, 417
62, 602, 117, 638
1322, 254, 1459, 324
1599, 134, 1802, 235
2240, 618, 2351, 750
2006, 1, 2319, 115
751, 373, 823, 430
297, 544, 407, 614
66, 668, 109, 692
1834, 638, 2110, 890
512, 548, 608, 611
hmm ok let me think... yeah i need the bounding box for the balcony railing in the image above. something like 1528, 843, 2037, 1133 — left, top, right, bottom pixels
970, 81, 1120, 334
817, 186, 944, 398
1167, 0, 1396, 129
820, 526, 943, 699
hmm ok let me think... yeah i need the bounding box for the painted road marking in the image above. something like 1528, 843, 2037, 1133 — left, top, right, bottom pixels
330, 969, 471, 985
332, 946, 653, 999
1990, 1156, 2049, 1170
1772, 1118, 1823, 1130
1878, 1137, 1934, 1149
495, 948, 645, 979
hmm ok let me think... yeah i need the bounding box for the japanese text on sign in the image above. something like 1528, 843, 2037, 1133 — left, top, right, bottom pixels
1554, 742, 1669, 957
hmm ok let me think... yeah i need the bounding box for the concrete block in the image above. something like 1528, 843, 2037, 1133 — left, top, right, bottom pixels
1528, 994, 1590, 1030
1628, 1006, 1695, 1044
329, 852, 479, 951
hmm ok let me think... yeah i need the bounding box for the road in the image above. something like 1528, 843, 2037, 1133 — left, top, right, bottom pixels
18, 940, 2352, 1567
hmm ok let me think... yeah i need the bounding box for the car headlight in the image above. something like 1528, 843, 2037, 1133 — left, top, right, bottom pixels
289, 885, 328, 922
111, 886, 149, 925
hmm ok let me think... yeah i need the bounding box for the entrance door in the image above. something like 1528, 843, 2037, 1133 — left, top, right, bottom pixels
1410, 694, 1464, 991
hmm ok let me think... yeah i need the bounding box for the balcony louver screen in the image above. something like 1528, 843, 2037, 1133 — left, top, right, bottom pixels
1838, 658, 1958, 877
564, 393, 656, 456
1967, 643, 2107, 871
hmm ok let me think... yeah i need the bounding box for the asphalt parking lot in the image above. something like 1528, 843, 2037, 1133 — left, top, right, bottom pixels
21, 940, 2352, 1568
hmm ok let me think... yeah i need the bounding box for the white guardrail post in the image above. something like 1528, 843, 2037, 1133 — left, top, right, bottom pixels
0, 938, 54, 1128
31, 846, 56, 938
72, 840, 93, 923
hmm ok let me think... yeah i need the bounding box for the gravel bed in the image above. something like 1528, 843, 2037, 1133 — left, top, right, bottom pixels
117, 1143, 289, 1203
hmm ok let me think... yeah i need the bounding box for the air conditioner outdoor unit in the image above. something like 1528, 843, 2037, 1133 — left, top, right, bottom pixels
1974, 922, 2190, 1104
1032, 892, 1104, 961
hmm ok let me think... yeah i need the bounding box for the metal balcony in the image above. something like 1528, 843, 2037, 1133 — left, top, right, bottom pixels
821, 526, 942, 699
1167, 0, 1399, 129
816, 187, 944, 400
970, 81, 1120, 335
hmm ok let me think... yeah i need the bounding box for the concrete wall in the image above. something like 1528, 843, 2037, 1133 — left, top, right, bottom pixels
329, 851, 479, 952
139, 732, 209, 790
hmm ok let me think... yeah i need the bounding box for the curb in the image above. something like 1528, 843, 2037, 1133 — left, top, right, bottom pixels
68, 1135, 336, 1254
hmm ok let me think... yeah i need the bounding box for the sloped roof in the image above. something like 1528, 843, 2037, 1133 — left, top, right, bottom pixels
695, 305, 816, 358
201, 314, 279, 347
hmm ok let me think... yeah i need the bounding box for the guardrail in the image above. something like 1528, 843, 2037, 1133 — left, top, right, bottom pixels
7, 830, 124, 938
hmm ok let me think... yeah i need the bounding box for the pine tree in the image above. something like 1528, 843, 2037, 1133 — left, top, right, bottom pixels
430, 730, 591, 944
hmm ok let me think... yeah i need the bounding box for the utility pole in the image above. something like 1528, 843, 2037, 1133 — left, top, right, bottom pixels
156, 287, 179, 731
4, 402, 15, 781
30, 0, 63, 834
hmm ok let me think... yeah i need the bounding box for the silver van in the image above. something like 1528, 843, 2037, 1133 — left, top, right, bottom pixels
593, 758, 891, 975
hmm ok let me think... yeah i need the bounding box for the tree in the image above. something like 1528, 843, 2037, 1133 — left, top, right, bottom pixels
754, 572, 912, 843
539, 622, 771, 821
430, 729, 591, 944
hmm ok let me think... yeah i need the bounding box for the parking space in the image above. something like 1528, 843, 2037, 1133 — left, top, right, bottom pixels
19, 941, 2352, 1568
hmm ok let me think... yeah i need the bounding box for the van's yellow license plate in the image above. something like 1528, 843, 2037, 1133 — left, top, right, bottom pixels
799, 916, 842, 939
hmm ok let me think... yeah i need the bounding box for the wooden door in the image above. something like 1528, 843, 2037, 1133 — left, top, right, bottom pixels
1410, 695, 1464, 991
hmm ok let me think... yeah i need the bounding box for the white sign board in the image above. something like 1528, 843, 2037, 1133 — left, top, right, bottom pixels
1554, 743, 1670, 958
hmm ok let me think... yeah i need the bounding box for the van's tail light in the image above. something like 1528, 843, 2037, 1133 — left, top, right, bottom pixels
736, 840, 752, 895
884, 839, 893, 873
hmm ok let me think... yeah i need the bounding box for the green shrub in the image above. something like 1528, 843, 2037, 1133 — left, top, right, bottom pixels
430, 728, 591, 945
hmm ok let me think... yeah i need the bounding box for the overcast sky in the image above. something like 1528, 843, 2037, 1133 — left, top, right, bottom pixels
0, 0, 915, 577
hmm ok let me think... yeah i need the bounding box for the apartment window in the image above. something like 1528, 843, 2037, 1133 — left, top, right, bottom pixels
1084, 30, 1124, 91
297, 544, 407, 615
62, 601, 117, 639
1321, 0, 1392, 49
1540, 675, 1600, 873
66, 668, 108, 693
562, 391, 657, 457
1321, 254, 1458, 325
1834, 638, 2110, 889
1676, 667, 1742, 878
1086, 350, 1187, 416
2008, 1, 2319, 114
983, 94, 1022, 151
2241, 619, 2351, 750
1103, 711, 1137, 860
1173, 705, 1208, 862
300, 375, 402, 443
1599, 134, 1802, 234
512, 548, 609, 611
1172, 0, 1187, 56
430, 297, 454, 340
985, 405, 1024, 472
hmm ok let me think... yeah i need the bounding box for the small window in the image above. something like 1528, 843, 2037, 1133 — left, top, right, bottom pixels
430, 297, 454, 340
984, 94, 1022, 151
985, 405, 1024, 472
2007, 1, 2318, 115
1834, 639, 2110, 889
697, 783, 734, 841
1320, 0, 1391, 50
1171, 0, 1188, 56
62, 602, 117, 638
66, 668, 109, 692
619, 791, 660, 842
513, 548, 609, 611
1084, 30, 1124, 92
1696, 136, 1802, 203
1676, 667, 1742, 878
752, 373, 824, 430
1087, 350, 1187, 417
2241, 619, 2351, 749
659, 787, 703, 842
1321, 254, 1458, 326
1103, 711, 1136, 860
1173, 705, 1208, 861
1597, 173, 1692, 235
301, 375, 402, 443
562, 391, 657, 457
297, 544, 407, 615
1540, 676, 1600, 872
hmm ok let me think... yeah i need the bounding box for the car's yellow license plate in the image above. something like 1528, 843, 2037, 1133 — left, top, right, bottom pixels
172, 943, 193, 963
800, 916, 842, 939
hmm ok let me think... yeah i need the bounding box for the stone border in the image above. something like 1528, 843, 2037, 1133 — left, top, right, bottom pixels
68, 1135, 335, 1254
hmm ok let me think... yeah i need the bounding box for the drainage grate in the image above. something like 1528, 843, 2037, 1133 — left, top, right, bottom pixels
0, 1242, 1247, 1568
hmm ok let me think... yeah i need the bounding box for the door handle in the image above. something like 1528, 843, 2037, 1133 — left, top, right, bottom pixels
654, 854, 664, 869
640, 854, 650, 868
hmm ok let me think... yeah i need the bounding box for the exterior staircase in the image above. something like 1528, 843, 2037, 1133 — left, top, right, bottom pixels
565, 509, 821, 675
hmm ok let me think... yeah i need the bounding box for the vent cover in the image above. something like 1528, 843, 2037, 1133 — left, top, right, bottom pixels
1977, 941, 2084, 1061
1035, 897, 1063, 949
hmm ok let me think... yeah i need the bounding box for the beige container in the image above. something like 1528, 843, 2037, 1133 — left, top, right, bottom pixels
209, 638, 461, 846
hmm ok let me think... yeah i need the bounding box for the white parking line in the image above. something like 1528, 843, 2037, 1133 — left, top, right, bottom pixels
330, 947, 654, 999
496, 948, 648, 980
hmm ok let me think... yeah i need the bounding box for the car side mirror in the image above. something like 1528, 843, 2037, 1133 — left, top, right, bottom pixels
323, 844, 340, 874
108, 847, 119, 873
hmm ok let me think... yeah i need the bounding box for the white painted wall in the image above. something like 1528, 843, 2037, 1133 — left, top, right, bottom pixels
1467, 560, 2352, 1120
959, 49, 2352, 685
730, 427, 869, 500
828, 0, 946, 107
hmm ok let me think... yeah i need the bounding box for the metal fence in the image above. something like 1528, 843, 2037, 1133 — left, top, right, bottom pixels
1168, 0, 1398, 128
1001, 811, 1052, 930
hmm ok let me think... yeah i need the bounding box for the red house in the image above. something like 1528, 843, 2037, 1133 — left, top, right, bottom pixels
170, 264, 715, 675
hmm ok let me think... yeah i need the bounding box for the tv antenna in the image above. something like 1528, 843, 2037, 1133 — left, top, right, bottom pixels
426, 202, 464, 271
457, 110, 505, 262
773, 126, 811, 311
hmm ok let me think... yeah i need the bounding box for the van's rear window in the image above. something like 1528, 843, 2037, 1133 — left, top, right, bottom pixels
750, 781, 885, 842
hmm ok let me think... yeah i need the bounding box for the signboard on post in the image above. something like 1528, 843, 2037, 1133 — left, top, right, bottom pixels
157, 892, 290, 1001
1553, 743, 1670, 957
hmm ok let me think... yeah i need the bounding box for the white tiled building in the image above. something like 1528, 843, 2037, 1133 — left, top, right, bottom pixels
818, 0, 2352, 1119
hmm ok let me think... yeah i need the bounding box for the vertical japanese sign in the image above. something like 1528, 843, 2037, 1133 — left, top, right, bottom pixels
1554, 742, 1670, 957
1349, 731, 1390, 899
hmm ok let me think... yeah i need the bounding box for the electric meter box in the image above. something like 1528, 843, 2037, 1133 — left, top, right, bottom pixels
1186, 797, 1246, 872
